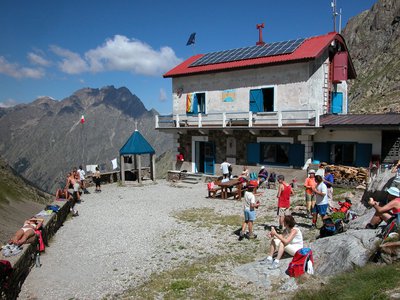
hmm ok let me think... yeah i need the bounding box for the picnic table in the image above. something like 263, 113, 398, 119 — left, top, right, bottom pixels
217, 178, 243, 200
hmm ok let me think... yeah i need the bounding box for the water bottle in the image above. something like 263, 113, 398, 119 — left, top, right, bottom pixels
35, 252, 41, 268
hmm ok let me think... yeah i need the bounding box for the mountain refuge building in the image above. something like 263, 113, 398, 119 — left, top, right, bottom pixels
156, 31, 400, 175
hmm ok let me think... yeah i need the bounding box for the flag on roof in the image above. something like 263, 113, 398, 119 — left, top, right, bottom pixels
80, 115, 85, 124
186, 33, 196, 46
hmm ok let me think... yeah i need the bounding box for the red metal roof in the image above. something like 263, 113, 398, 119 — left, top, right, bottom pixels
314, 114, 400, 127
164, 32, 356, 78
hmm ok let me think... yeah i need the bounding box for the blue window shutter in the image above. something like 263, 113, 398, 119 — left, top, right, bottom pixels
355, 143, 372, 167
314, 142, 330, 163
332, 92, 343, 114
289, 144, 305, 167
249, 89, 263, 113
246, 143, 260, 165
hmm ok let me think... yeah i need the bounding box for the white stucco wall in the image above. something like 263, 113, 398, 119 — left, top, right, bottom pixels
171, 59, 330, 115
170, 48, 351, 116
314, 129, 381, 154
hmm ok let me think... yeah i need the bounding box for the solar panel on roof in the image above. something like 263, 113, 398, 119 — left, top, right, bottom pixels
190, 38, 305, 67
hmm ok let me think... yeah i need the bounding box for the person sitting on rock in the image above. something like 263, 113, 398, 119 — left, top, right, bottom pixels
366, 186, 400, 229
9, 218, 43, 246
261, 215, 303, 269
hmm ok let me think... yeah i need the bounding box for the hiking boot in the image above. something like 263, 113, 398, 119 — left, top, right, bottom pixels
248, 234, 257, 239
238, 231, 245, 241
260, 256, 273, 265
268, 260, 280, 270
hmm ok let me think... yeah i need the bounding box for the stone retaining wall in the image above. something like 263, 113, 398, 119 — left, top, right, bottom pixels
1, 198, 72, 299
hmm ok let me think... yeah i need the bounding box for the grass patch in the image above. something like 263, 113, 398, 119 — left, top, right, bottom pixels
292, 262, 400, 300
119, 255, 255, 300
173, 208, 242, 228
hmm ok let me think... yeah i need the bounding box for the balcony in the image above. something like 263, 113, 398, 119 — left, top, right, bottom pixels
155, 109, 320, 129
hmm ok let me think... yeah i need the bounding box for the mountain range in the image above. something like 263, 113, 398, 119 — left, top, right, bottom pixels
0, 86, 173, 193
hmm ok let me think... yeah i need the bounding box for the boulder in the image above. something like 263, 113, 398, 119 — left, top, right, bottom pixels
311, 229, 380, 276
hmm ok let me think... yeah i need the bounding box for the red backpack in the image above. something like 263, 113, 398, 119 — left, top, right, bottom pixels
286, 248, 314, 277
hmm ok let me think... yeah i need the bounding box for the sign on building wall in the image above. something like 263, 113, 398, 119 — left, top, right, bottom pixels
222, 89, 236, 102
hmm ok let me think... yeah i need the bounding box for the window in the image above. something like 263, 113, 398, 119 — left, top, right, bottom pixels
260, 143, 289, 164
330, 143, 355, 165
249, 87, 274, 113
186, 92, 206, 115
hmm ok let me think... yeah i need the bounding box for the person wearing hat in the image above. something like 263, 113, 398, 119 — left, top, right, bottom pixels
366, 186, 400, 229
258, 166, 269, 184
304, 169, 316, 218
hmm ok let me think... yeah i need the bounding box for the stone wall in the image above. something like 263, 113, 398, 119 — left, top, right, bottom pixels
0, 199, 72, 299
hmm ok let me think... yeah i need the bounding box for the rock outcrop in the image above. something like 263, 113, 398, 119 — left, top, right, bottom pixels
342, 0, 400, 113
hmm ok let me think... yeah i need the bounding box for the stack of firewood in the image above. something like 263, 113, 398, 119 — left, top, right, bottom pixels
328, 165, 369, 186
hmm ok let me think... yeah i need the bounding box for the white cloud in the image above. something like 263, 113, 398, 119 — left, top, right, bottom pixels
0, 98, 18, 108
159, 88, 168, 102
0, 56, 45, 79
27, 52, 51, 67
84, 35, 182, 76
49, 35, 182, 76
50, 45, 89, 74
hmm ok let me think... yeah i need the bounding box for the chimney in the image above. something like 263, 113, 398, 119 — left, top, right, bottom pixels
256, 23, 265, 46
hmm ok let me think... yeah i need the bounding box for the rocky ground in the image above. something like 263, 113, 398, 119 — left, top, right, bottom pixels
18, 179, 374, 299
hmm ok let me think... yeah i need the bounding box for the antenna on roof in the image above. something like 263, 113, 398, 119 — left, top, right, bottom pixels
331, 0, 342, 33
256, 23, 265, 46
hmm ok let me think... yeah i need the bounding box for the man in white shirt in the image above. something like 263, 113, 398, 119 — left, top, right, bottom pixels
311, 175, 328, 229
78, 165, 90, 194
239, 185, 260, 240
220, 159, 231, 179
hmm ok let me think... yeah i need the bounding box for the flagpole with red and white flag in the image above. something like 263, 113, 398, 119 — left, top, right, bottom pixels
80, 115, 85, 124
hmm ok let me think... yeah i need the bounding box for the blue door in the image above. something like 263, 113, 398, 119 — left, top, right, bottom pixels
331, 92, 343, 114
246, 143, 260, 165
249, 89, 263, 113
204, 142, 215, 175
289, 144, 305, 167
355, 143, 372, 167
314, 142, 330, 163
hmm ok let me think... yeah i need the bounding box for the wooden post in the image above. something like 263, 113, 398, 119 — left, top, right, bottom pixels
137, 155, 142, 183
134, 154, 137, 170
120, 155, 125, 184
151, 154, 156, 181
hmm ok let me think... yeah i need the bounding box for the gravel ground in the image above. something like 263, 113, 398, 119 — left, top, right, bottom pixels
19, 180, 279, 299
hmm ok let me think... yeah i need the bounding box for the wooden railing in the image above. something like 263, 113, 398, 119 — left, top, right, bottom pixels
155, 109, 320, 129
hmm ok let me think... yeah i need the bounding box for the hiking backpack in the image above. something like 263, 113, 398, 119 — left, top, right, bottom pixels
286, 248, 314, 277
319, 217, 344, 238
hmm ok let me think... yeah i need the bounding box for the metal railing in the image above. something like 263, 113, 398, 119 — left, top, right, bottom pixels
155, 109, 320, 129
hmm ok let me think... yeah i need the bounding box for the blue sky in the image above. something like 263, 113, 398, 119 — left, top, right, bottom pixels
0, 0, 376, 114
